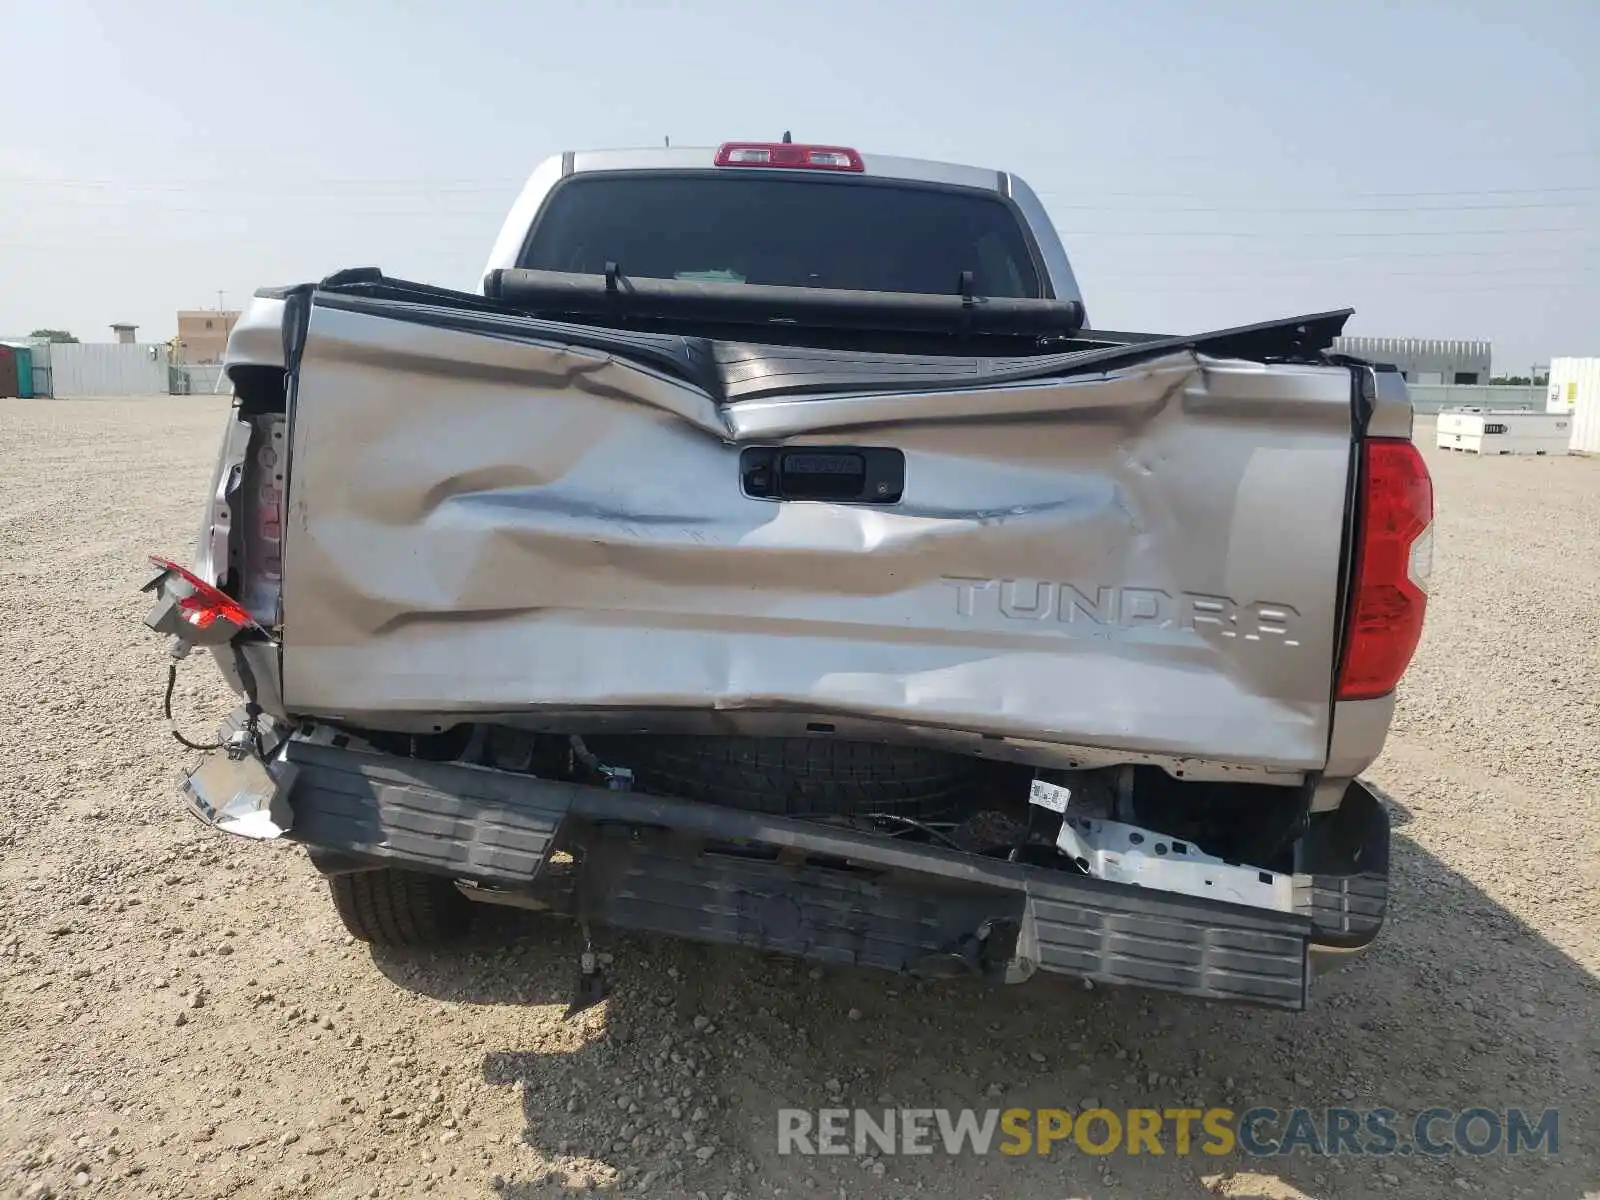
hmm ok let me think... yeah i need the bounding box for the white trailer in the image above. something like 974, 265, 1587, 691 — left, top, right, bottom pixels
1546, 357, 1600, 415
1436, 409, 1571, 455
1548, 358, 1600, 455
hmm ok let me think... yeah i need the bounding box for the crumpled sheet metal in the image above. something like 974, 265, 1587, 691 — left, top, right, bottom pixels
281, 304, 1354, 772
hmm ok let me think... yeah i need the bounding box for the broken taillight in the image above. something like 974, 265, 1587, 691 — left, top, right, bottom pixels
148, 557, 254, 631
1336, 439, 1434, 701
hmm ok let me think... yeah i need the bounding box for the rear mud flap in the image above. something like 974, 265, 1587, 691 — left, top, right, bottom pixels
277, 741, 1317, 1008
1021, 894, 1307, 1007
283, 742, 570, 883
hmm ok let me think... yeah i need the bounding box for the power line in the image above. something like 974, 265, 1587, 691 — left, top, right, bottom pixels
8, 226, 1592, 262
1038, 184, 1600, 200
5, 208, 1592, 237
1043, 199, 1599, 213
1101, 264, 1595, 278
4, 176, 1599, 201
1059, 226, 1596, 239
0, 176, 527, 190
1084, 246, 1600, 261
14, 194, 1597, 218
1085, 278, 1595, 294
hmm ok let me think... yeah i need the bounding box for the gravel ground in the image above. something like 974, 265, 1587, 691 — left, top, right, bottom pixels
0, 398, 1595, 1200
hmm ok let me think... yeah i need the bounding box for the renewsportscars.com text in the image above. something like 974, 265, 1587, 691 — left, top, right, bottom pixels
776, 1107, 1560, 1158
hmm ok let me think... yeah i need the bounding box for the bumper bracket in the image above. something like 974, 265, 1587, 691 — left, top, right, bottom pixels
275, 741, 1344, 1009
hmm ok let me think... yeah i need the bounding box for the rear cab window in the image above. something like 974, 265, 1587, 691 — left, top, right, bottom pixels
519, 173, 1044, 299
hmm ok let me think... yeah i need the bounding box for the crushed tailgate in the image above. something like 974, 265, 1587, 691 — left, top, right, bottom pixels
275, 292, 1355, 774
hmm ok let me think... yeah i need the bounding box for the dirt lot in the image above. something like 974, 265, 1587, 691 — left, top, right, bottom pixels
1, 398, 1595, 1200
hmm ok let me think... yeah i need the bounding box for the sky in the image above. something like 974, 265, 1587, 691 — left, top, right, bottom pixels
1, 0, 1595, 373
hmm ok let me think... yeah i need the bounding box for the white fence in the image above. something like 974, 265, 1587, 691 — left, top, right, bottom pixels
169, 363, 228, 394
16, 350, 1553, 410
6, 343, 232, 397
1405, 383, 1546, 414
47, 342, 171, 396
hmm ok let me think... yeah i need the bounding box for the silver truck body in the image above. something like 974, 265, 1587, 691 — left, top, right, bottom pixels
277, 313, 1350, 782
149, 145, 1423, 1009
216, 147, 1395, 799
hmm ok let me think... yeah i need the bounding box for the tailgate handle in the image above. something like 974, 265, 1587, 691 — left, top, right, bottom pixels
741, 446, 904, 504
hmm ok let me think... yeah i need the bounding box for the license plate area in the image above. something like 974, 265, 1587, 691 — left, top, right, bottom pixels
740, 446, 904, 504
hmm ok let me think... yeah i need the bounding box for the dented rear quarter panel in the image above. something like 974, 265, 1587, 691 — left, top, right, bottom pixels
274, 300, 1355, 774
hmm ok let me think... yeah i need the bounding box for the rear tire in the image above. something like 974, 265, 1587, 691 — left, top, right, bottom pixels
327, 868, 472, 948
586, 735, 985, 818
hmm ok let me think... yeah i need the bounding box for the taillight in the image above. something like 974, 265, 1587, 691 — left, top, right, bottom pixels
1336, 439, 1434, 700
714, 142, 865, 172
149, 557, 255, 631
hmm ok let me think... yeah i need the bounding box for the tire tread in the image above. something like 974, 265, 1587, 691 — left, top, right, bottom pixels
327, 868, 471, 947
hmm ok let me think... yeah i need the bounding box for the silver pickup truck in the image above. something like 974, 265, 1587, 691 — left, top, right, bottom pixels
146, 141, 1433, 1011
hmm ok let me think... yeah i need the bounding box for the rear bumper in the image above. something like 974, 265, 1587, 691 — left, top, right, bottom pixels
207, 739, 1392, 1011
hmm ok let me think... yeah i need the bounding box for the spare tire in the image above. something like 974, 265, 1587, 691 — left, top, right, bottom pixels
585, 735, 985, 818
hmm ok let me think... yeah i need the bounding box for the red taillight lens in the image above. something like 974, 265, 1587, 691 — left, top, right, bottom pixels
149, 557, 255, 631
714, 142, 865, 172
1336, 439, 1434, 700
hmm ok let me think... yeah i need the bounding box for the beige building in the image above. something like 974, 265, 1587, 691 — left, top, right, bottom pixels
174, 309, 241, 363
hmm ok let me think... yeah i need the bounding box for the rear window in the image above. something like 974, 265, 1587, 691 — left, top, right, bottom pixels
519, 173, 1043, 298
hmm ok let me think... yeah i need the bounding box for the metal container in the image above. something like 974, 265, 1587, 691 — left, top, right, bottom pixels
1436, 408, 1571, 455
1559, 358, 1600, 454
14, 340, 53, 396
1546, 357, 1599, 414
11, 345, 33, 398
46, 342, 169, 396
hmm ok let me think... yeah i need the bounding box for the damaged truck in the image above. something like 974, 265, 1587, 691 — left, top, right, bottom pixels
145, 140, 1432, 1010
